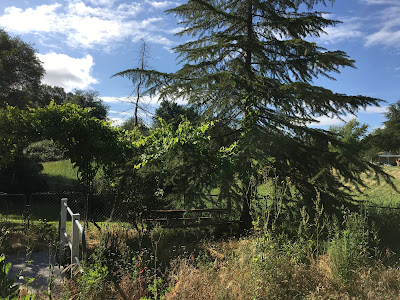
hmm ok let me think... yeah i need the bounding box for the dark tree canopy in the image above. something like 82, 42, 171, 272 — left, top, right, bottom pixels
153, 100, 199, 130
122, 117, 150, 135
0, 29, 45, 108
65, 90, 109, 120
37, 84, 67, 107
364, 100, 400, 154
381, 101, 400, 152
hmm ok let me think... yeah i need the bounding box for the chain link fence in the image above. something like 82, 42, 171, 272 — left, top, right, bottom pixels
0, 192, 135, 228
0, 193, 26, 217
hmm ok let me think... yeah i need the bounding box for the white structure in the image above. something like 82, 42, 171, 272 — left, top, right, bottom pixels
59, 198, 86, 274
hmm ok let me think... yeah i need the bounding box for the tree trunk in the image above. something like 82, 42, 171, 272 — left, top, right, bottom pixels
238, 1, 254, 236
239, 187, 253, 235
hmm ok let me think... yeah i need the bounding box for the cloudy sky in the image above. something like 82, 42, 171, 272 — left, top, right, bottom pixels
0, 0, 399, 129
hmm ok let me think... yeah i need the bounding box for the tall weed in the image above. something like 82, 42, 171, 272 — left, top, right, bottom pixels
326, 208, 378, 284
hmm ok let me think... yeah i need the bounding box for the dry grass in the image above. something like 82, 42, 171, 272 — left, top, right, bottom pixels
164, 238, 400, 300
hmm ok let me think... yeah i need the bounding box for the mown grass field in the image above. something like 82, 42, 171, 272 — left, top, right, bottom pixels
39, 160, 400, 205
41, 160, 79, 188
355, 166, 400, 205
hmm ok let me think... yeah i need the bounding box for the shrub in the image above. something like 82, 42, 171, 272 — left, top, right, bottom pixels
25, 140, 65, 162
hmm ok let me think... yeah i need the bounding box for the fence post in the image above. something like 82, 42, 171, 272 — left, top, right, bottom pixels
59, 198, 67, 260
71, 213, 80, 266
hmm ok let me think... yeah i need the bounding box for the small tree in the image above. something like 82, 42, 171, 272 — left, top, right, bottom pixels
35, 103, 125, 222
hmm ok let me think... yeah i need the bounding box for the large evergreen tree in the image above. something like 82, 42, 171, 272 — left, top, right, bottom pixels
114, 0, 389, 232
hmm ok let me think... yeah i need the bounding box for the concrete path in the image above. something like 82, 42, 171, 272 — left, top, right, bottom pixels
5, 250, 65, 292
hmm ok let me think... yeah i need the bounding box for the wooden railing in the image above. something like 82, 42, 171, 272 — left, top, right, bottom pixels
59, 198, 86, 273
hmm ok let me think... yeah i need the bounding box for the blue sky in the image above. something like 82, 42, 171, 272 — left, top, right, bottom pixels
0, 0, 398, 130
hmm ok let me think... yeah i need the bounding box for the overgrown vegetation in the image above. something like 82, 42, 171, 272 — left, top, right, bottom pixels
2, 0, 400, 298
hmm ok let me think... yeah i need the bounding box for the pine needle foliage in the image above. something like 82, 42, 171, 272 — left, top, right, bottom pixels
114, 0, 391, 232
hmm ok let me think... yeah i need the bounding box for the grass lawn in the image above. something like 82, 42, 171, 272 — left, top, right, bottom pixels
41, 160, 79, 185
349, 166, 400, 206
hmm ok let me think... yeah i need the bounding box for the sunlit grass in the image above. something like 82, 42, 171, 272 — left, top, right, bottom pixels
352, 166, 400, 206
41, 159, 78, 182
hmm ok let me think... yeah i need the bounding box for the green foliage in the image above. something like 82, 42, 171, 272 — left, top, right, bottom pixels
78, 254, 109, 299
382, 101, 400, 152
0, 105, 46, 193
0, 105, 36, 169
121, 117, 233, 214
25, 140, 65, 162
0, 253, 19, 298
122, 117, 150, 136
41, 160, 78, 182
143, 277, 169, 300
0, 102, 123, 194
327, 209, 377, 284
36, 84, 67, 107
369, 100, 400, 153
35, 102, 125, 188
65, 90, 108, 121
114, 0, 387, 232
0, 29, 44, 109
152, 100, 199, 131
33, 218, 58, 246
330, 119, 369, 149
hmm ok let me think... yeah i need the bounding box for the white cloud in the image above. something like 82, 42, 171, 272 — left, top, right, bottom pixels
365, 29, 400, 48
0, 4, 62, 33
100, 96, 132, 103
100, 95, 161, 105
309, 114, 354, 127
100, 94, 188, 105
0, 2, 177, 50
364, 5, 400, 48
86, 0, 117, 7
163, 27, 184, 34
37, 52, 98, 92
318, 23, 363, 44
306, 15, 364, 45
361, 105, 389, 114
361, 0, 399, 4
108, 110, 121, 114
146, 1, 180, 9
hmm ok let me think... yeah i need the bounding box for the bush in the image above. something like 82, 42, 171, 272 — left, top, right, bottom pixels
25, 140, 65, 162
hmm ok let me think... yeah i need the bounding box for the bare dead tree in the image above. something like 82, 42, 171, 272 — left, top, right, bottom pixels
133, 39, 150, 127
